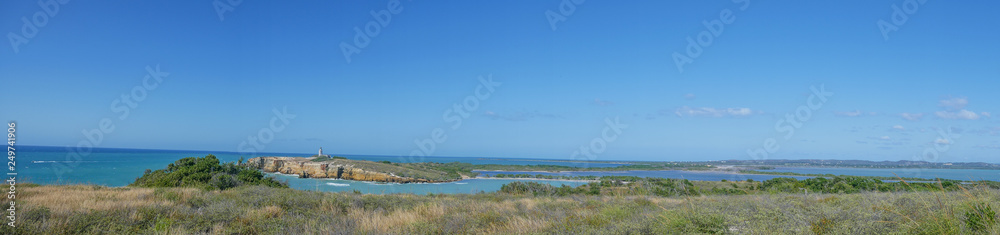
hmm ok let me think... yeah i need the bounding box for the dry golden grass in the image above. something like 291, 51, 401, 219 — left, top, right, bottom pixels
516, 197, 538, 211
505, 216, 549, 234
18, 185, 194, 215
646, 196, 685, 205
414, 203, 446, 218
5, 184, 999, 234
350, 207, 421, 233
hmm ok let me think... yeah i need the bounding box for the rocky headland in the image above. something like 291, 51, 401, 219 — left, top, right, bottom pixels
244, 156, 459, 183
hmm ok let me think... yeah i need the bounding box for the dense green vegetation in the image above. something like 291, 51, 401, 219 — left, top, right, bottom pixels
496, 176, 1000, 198
757, 176, 971, 194
131, 155, 287, 190
739, 170, 956, 182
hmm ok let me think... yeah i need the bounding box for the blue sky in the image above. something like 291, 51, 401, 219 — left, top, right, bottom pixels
1, 1, 998, 162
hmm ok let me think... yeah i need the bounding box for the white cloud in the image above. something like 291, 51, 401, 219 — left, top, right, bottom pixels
684, 93, 696, 100
935, 109, 980, 120
592, 98, 614, 106
484, 110, 563, 121
900, 113, 925, 121
934, 138, 951, 145
939, 97, 968, 111
835, 110, 864, 117
932, 97, 987, 120
674, 106, 756, 118
880, 136, 891, 140
976, 145, 1000, 149
892, 125, 905, 130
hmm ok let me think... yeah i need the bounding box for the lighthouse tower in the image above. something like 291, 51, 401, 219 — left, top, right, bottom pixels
318, 147, 324, 157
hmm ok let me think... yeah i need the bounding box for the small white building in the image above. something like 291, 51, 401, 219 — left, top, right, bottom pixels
319, 147, 324, 156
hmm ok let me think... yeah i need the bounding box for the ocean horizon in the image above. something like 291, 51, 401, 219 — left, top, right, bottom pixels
12, 145, 628, 194
13, 145, 1000, 194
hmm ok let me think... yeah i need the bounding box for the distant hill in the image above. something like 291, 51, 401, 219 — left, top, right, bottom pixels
709, 159, 1000, 170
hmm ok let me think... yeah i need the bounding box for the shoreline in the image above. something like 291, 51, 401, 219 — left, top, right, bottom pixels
269, 172, 598, 184
471, 177, 598, 183
472, 168, 752, 174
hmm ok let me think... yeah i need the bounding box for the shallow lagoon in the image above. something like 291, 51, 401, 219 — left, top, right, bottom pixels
475, 170, 811, 182
274, 170, 810, 194
271, 173, 590, 194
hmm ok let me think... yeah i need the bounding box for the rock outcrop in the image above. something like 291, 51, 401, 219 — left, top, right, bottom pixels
245, 156, 453, 183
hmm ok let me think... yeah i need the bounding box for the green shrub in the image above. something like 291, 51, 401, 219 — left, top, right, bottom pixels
965, 202, 998, 232
908, 212, 961, 234
131, 154, 287, 190
663, 210, 726, 234
23, 206, 51, 222
153, 217, 172, 233
500, 181, 556, 196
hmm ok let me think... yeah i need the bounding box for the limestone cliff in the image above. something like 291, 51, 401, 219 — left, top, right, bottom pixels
245, 156, 455, 183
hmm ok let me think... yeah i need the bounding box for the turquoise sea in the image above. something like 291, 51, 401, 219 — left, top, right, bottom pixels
11, 146, 614, 194
12, 146, 999, 194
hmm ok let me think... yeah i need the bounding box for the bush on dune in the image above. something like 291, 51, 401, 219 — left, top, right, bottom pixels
131, 154, 286, 190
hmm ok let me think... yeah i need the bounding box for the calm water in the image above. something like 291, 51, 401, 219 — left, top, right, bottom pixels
16, 146, 996, 194
759, 167, 1000, 181
272, 174, 588, 194
475, 170, 810, 181
11, 146, 612, 193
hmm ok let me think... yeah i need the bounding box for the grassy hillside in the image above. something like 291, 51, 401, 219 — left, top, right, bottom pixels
5, 182, 999, 234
